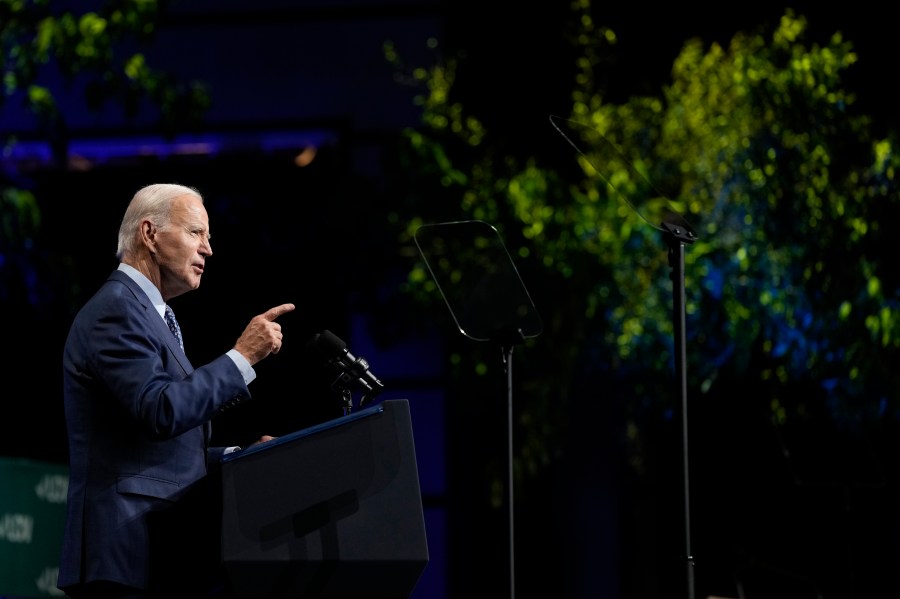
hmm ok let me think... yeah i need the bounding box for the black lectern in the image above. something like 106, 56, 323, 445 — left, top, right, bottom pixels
220, 399, 429, 598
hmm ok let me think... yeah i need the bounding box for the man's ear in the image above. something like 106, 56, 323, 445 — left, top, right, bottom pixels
140, 220, 158, 254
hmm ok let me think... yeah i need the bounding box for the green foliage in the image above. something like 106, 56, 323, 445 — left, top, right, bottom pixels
1, 0, 210, 142
1, 0, 211, 312
386, 2, 900, 485
0, 185, 39, 242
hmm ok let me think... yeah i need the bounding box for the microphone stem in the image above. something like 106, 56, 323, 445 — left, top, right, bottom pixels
341, 388, 353, 416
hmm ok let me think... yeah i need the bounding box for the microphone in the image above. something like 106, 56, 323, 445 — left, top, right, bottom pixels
311, 330, 385, 404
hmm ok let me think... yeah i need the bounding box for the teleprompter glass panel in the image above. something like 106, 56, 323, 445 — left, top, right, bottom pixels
414, 220, 542, 343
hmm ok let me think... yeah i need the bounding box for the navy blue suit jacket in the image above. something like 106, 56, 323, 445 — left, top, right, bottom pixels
57, 269, 251, 595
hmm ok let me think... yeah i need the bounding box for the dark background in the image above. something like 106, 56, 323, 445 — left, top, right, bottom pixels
2, 2, 898, 599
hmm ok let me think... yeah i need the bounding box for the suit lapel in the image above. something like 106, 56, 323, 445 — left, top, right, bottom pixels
111, 270, 208, 444
112, 270, 194, 376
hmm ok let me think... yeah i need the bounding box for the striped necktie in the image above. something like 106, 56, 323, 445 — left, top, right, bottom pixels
164, 305, 184, 350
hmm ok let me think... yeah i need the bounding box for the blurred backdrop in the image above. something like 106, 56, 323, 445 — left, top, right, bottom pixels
3, 1, 900, 598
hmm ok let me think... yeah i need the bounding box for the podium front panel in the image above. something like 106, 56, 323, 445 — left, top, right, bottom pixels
221, 399, 429, 598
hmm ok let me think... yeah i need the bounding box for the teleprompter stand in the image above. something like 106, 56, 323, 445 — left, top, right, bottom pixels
414, 220, 543, 599
220, 399, 428, 598
550, 115, 699, 599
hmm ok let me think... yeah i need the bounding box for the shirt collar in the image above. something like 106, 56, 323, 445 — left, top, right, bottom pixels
118, 263, 167, 318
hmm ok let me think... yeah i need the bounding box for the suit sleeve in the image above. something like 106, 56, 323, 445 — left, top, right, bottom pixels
86, 292, 252, 440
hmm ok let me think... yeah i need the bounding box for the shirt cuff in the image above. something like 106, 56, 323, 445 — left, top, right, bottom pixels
226, 349, 257, 385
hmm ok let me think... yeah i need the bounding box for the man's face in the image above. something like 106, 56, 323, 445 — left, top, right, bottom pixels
156, 194, 212, 300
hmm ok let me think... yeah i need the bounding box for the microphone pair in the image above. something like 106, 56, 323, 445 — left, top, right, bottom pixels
309, 330, 384, 406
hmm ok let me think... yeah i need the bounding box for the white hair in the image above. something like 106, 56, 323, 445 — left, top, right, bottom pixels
115, 183, 203, 260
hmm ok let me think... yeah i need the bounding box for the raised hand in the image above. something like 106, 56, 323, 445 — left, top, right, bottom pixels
233, 303, 295, 365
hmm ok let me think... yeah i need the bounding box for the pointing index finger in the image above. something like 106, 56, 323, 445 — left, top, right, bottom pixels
262, 303, 296, 321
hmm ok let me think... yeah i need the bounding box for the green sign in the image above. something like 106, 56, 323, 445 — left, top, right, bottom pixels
0, 457, 68, 597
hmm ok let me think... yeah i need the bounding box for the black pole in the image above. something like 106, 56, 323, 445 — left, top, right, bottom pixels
504, 342, 516, 599
498, 328, 525, 599
663, 222, 696, 599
